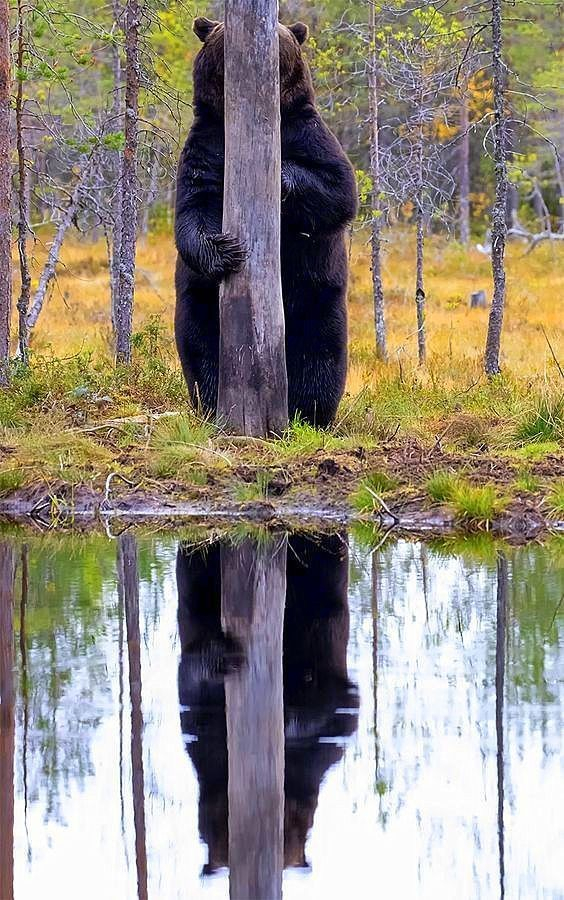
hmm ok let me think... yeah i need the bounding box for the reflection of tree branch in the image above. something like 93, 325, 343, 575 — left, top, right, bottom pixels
496, 553, 508, 900
118, 534, 148, 900
0, 543, 15, 900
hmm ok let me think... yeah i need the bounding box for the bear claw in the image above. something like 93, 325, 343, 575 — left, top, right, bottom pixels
205, 232, 248, 277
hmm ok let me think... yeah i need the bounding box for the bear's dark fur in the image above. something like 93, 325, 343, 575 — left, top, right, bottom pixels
174, 18, 357, 427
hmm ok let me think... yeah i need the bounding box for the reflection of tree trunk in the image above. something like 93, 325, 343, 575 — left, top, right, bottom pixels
371, 551, 379, 781
496, 553, 508, 900
0, 544, 15, 900
221, 537, 286, 900
116, 537, 126, 842
20, 545, 29, 830
118, 535, 148, 900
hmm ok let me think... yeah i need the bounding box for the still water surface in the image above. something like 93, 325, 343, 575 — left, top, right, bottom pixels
0, 531, 562, 899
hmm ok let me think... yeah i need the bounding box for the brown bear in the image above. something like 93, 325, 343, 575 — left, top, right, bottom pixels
174, 19, 357, 427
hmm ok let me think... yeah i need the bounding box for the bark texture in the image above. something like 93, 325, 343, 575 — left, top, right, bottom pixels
0, 0, 12, 385
221, 537, 286, 900
114, 0, 141, 365
15, 0, 31, 362
368, 0, 387, 360
217, 0, 288, 436
485, 0, 508, 376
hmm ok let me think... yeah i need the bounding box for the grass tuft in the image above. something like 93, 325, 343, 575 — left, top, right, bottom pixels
233, 471, 271, 503
352, 471, 398, 513
547, 483, 564, 518
425, 470, 460, 503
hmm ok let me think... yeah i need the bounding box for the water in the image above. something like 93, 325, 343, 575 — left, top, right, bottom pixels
0, 530, 562, 900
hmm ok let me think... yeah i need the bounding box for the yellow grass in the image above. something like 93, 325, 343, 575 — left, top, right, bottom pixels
18, 228, 563, 393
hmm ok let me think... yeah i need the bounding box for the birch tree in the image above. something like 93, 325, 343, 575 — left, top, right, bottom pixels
217, 0, 288, 436
0, 0, 11, 385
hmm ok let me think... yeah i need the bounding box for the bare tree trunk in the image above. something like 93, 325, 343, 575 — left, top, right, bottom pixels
26, 179, 83, 330
118, 534, 148, 900
496, 553, 507, 900
110, 0, 123, 333
458, 88, 471, 245
218, 0, 288, 436
15, 0, 32, 363
0, 544, 15, 900
485, 0, 508, 376
114, 0, 141, 366
551, 145, 564, 233
368, 1, 387, 360
221, 537, 286, 900
0, 0, 12, 386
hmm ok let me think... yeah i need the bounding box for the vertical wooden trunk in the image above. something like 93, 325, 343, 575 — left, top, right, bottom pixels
458, 89, 470, 246
218, 0, 288, 437
221, 537, 286, 900
114, 0, 141, 366
0, 544, 15, 900
368, 0, 387, 361
118, 534, 148, 900
16, 0, 31, 363
0, 0, 12, 385
484, 0, 508, 376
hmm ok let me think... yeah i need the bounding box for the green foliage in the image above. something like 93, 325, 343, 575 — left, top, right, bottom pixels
547, 482, 564, 518
425, 470, 460, 503
352, 471, 399, 513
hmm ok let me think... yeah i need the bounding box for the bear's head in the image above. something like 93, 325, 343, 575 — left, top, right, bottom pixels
192, 17, 314, 116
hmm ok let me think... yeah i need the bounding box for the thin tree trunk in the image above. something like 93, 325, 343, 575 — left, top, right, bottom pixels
114, 0, 141, 366
118, 534, 148, 900
0, 544, 15, 900
485, 0, 508, 376
139, 144, 158, 236
415, 85, 426, 366
551, 145, 564, 233
496, 553, 508, 900
459, 88, 470, 245
368, 1, 387, 360
110, 0, 123, 333
221, 537, 286, 900
15, 0, 32, 362
218, 0, 288, 436
0, 0, 12, 386
26, 180, 82, 330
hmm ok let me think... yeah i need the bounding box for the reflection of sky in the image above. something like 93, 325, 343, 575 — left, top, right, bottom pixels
11, 537, 564, 899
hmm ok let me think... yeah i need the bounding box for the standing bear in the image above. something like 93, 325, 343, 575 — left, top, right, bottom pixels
175, 18, 357, 428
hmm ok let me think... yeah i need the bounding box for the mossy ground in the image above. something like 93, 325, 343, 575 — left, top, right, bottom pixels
1, 231, 562, 531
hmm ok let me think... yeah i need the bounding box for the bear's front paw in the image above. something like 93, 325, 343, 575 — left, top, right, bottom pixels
204, 233, 248, 278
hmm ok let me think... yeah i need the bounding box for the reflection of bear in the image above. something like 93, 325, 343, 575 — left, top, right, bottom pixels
174, 19, 358, 427
177, 534, 359, 874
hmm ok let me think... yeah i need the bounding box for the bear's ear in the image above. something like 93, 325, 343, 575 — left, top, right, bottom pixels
289, 22, 309, 45
193, 17, 219, 42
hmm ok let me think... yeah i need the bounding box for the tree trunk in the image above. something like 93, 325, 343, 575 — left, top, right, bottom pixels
26, 178, 84, 331
118, 534, 148, 900
551, 145, 564, 233
458, 88, 470, 245
485, 0, 508, 376
414, 101, 426, 366
0, 0, 12, 386
217, 0, 288, 436
110, 0, 123, 333
15, 0, 32, 363
221, 537, 286, 900
114, 0, 141, 366
0, 544, 15, 900
368, 1, 387, 360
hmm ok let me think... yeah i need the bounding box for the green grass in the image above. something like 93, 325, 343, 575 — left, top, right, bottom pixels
451, 483, 504, 529
149, 414, 221, 478
547, 482, 564, 518
514, 396, 564, 445
0, 470, 25, 495
514, 470, 542, 494
352, 471, 399, 513
425, 470, 460, 503
233, 471, 271, 503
